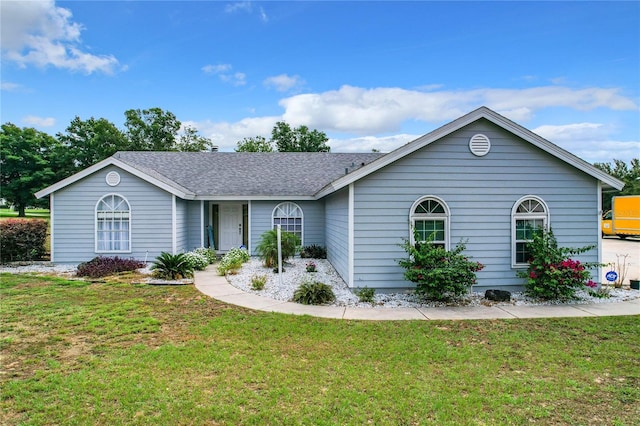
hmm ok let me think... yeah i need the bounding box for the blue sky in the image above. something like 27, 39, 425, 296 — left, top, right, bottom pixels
1, 1, 639, 164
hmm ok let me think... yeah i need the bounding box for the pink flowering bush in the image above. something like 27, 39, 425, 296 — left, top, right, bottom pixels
398, 236, 484, 301
517, 228, 599, 300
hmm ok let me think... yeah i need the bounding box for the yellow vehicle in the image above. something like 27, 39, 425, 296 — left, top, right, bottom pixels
602, 195, 640, 239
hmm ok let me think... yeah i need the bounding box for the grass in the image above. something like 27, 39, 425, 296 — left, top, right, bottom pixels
1, 273, 639, 425
0, 208, 50, 220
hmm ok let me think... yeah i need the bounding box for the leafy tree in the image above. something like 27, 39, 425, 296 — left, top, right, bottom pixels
124, 107, 181, 151
594, 158, 639, 211
271, 121, 330, 152
0, 124, 57, 216
55, 116, 129, 177
177, 126, 216, 152
235, 136, 274, 152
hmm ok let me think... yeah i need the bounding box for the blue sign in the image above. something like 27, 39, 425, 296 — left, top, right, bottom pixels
605, 271, 618, 282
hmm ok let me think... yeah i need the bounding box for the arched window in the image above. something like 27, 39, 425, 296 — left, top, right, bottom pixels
410, 196, 450, 249
512, 196, 549, 266
96, 194, 131, 252
272, 202, 303, 244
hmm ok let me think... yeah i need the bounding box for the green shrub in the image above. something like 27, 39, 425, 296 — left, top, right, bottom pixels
251, 274, 267, 290
151, 252, 194, 280
183, 251, 209, 271
292, 280, 336, 305
300, 244, 327, 259
356, 287, 376, 304
217, 247, 250, 275
77, 256, 145, 278
398, 234, 484, 301
0, 219, 48, 262
517, 227, 598, 300
193, 247, 217, 264
255, 229, 300, 268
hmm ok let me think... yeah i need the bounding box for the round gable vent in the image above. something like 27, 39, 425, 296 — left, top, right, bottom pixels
106, 171, 121, 186
469, 134, 491, 157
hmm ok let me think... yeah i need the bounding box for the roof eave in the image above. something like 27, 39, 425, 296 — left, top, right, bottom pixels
35, 157, 196, 199
315, 106, 626, 197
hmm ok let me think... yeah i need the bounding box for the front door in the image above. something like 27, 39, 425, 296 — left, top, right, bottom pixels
219, 204, 243, 251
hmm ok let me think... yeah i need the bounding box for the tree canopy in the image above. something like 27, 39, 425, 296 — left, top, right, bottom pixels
235, 121, 330, 152
594, 158, 639, 211
1, 107, 214, 215
0, 124, 58, 216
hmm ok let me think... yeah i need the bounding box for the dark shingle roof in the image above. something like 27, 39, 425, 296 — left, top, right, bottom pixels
113, 151, 385, 197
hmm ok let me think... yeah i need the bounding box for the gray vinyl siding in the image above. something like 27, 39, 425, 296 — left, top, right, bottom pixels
324, 188, 350, 283
351, 119, 600, 290
51, 166, 173, 263
186, 201, 204, 251
249, 200, 325, 255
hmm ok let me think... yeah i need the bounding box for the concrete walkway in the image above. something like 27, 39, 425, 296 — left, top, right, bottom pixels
194, 269, 640, 321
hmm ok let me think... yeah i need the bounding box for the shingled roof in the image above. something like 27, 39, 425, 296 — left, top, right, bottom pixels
113, 151, 385, 198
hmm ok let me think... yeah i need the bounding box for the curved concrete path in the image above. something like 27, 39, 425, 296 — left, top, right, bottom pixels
195, 269, 640, 321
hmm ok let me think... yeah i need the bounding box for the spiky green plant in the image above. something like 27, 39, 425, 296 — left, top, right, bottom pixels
151, 252, 194, 280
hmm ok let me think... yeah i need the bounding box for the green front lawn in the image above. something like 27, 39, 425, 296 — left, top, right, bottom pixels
1, 274, 638, 425
0, 208, 50, 220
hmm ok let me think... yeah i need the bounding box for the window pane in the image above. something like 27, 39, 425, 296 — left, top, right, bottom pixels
416, 220, 445, 243
515, 242, 529, 264
96, 195, 130, 252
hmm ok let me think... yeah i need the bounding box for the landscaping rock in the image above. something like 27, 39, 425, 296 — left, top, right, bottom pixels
485, 289, 511, 302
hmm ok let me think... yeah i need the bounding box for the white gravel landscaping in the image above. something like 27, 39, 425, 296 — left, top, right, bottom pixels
3, 259, 639, 308
225, 257, 640, 308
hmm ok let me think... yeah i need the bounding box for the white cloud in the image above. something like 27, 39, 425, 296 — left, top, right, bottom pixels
182, 116, 281, 151
225, 2, 268, 22
329, 134, 418, 153
533, 122, 639, 164
278, 85, 638, 135
202, 64, 246, 86
22, 115, 56, 127
1, 0, 120, 74
1, 81, 23, 92
263, 74, 305, 92
202, 64, 232, 74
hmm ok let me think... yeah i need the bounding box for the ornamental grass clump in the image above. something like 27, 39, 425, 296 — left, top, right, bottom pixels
293, 280, 336, 305
517, 227, 598, 300
398, 234, 484, 301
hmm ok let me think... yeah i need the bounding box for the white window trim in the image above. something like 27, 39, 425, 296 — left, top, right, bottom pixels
409, 196, 450, 250
272, 202, 304, 246
95, 193, 132, 254
511, 195, 549, 268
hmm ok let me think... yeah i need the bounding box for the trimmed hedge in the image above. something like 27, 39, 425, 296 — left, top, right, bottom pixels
0, 219, 48, 262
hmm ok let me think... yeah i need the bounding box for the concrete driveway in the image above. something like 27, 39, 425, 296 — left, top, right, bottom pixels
601, 237, 640, 285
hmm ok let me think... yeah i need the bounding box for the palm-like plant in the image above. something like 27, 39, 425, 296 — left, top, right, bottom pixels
255, 229, 300, 268
151, 252, 194, 280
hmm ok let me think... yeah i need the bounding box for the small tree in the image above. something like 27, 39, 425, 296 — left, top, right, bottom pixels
255, 229, 300, 268
398, 234, 484, 301
517, 227, 598, 300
